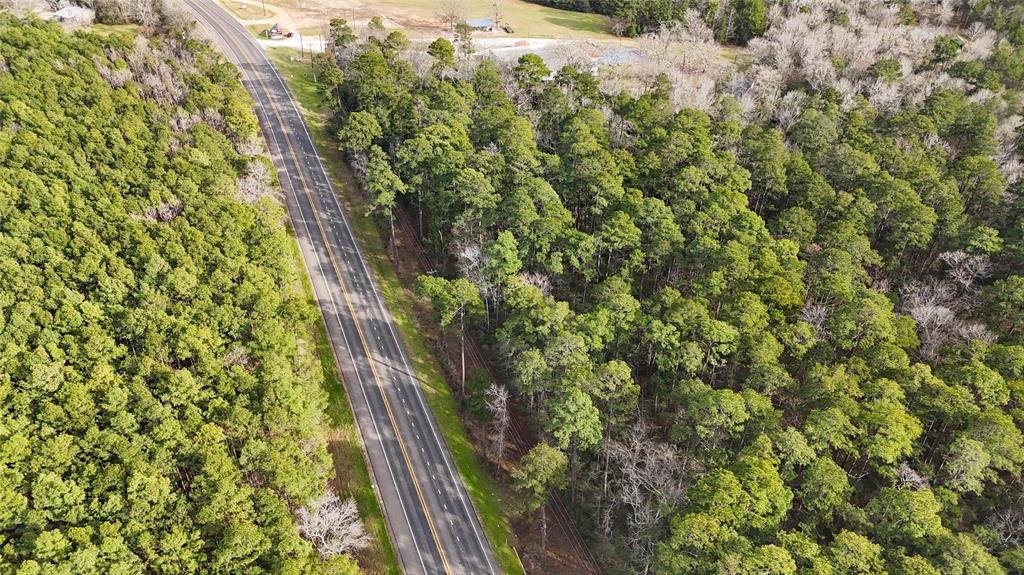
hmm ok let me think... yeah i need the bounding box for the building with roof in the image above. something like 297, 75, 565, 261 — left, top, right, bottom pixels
464, 18, 496, 31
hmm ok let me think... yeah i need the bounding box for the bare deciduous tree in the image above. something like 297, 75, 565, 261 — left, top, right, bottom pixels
297, 491, 371, 558
403, 48, 434, 79
800, 301, 829, 335
236, 135, 264, 157
728, 0, 983, 119
236, 159, 274, 204
94, 0, 160, 27
159, 0, 194, 30
457, 242, 485, 286
604, 425, 689, 572
987, 504, 1024, 549
902, 250, 992, 359
437, 0, 464, 33
139, 198, 184, 223
123, 35, 192, 105
956, 322, 996, 345
774, 90, 806, 129
223, 344, 252, 368
985, 483, 1024, 551
995, 115, 1024, 184
939, 250, 990, 294
681, 9, 714, 44
0, 0, 44, 16
903, 280, 958, 360
97, 65, 132, 89
962, 27, 997, 60
485, 383, 510, 467
518, 271, 552, 296
896, 462, 931, 489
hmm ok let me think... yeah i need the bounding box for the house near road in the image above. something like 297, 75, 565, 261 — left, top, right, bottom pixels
464, 18, 496, 32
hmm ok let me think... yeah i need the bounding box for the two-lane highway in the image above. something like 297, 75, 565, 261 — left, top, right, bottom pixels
182, 2, 500, 573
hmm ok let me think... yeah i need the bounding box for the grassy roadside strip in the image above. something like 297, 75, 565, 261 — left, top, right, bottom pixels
285, 224, 400, 575
265, 46, 525, 575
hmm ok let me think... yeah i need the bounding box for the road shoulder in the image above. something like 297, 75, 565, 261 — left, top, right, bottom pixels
284, 222, 402, 575
265, 46, 526, 575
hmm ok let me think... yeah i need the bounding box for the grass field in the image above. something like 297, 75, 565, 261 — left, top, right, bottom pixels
220, 0, 272, 21
227, 0, 610, 39
286, 229, 401, 575
366, 0, 610, 37
266, 46, 526, 575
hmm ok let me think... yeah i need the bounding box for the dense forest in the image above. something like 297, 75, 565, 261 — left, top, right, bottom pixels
0, 17, 362, 574
317, 0, 1024, 572
521, 0, 1019, 40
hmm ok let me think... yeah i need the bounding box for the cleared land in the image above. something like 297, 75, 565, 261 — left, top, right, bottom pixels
223, 0, 611, 38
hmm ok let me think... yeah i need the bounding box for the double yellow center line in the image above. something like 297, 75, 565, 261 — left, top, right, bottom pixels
186, 3, 452, 572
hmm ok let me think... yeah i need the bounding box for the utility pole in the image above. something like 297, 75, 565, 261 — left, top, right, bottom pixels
261, 0, 265, 17
494, 0, 501, 24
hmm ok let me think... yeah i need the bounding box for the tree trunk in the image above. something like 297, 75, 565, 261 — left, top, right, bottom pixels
569, 437, 579, 503
460, 311, 466, 397
495, 420, 505, 468
540, 504, 548, 552
602, 447, 610, 500
602, 427, 611, 499
484, 293, 492, 327
418, 189, 424, 238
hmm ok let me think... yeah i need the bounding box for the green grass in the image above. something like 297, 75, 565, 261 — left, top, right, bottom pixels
718, 44, 755, 69
372, 0, 611, 37
257, 0, 610, 39
266, 46, 525, 575
88, 23, 140, 35
219, 0, 274, 21
286, 228, 401, 575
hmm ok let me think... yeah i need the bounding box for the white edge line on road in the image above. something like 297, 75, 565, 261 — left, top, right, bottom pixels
255, 33, 500, 575
188, 4, 429, 573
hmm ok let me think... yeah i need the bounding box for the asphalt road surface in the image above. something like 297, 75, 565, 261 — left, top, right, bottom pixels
182, 2, 501, 573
